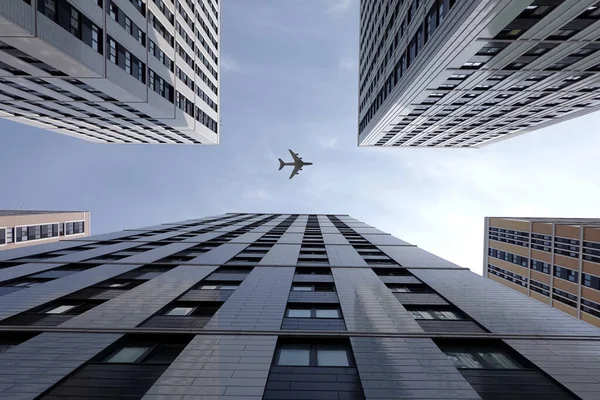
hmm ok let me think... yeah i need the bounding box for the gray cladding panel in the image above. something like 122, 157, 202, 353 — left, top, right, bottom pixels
351, 337, 481, 400
506, 339, 600, 400
281, 317, 346, 331
260, 244, 301, 266
117, 242, 199, 264
293, 274, 334, 283
0, 264, 142, 321
60, 265, 218, 329
379, 246, 461, 268
203, 267, 294, 330
322, 233, 351, 245
333, 268, 423, 333
0, 262, 66, 284
0, 240, 84, 261
278, 232, 304, 244
287, 291, 340, 304
362, 234, 413, 246
0, 332, 121, 400
143, 334, 276, 400
412, 269, 600, 336
230, 232, 265, 243
190, 243, 249, 265
378, 275, 422, 285
326, 245, 369, 267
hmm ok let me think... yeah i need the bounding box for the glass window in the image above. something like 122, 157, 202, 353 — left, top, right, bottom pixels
278, 347, 310, 366
318, 348, 349, 367
166, 307, 195, 316
446, 351, 484, 368
220, 284, 238, 290
434, 310, 460, 320
478, 352, 521, 369
45, 305, 77, 314
411, 310, 433, 320
106, 346, 149, 363
391, 287, 410, 293
316, 309, 340, 318
109, 282, 129, 288
292, 285, 313, 291
200, 285, 218, 290
288, 309, 311, 318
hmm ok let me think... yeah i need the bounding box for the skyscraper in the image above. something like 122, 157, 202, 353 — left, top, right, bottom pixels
0, 213, 598, 399
0, 210, 90, 250
0, 0, 219, 144
484, 216, 600, 328
358, 0, 600, 148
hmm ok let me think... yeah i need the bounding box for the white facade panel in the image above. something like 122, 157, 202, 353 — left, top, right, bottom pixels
0, 0, 34, 36
0, 0, 219, 145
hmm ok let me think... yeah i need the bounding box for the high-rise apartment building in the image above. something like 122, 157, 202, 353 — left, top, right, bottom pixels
0, 210, 90, 250
0, 0, 219, 144
0, 213, 598, 399
359, 0, 600, 148
484, 216, 600, 328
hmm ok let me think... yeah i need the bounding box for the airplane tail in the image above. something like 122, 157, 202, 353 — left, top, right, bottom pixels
278, 158, 285, 170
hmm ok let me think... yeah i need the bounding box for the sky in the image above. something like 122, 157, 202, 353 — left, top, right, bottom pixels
1, 0, 600, 275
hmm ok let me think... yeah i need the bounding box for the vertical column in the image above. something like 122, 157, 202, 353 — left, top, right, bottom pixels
143, 334, 276, 400
203, 267, 294, 330
60, 265, 218, 329
351, 337, 481, 400
0, 332, 121, 400
333, 268, 423, 333
577, 225, 584, 319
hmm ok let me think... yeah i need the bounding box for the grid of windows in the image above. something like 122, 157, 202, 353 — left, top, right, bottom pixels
488, 248, 528, 268
359, 0, 600, 148
37, 0, 103, 54
487, 264, 528, 288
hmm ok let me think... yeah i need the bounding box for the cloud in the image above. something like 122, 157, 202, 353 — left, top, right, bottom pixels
325, 0, 355, 16
318, 136, 339, 149
339, 59, 357, 71
243, 188, 272, 201
221, 57, 241, 73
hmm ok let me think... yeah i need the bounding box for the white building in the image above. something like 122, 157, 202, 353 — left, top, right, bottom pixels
0, 0, 219, 144
359, 0, 600, 148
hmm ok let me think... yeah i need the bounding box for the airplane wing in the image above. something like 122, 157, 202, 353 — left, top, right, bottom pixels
288, 149, 302, 164
289, 164, 302, 179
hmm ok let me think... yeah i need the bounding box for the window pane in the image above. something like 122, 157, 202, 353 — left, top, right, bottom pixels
288, 309, 311, 318
316, 309, 340, 318
317, 349, 349, 367
166, 307, 194, 316
434, 311, 460, 320
46, 305, 77, 314
200, 285, 218, 290
292, 285, 313, 291
278, 348, 310, 366
446, 351, 484, 369
478, 352, 521, 369
392, 287, 410, 292
220, 285, 238, 290
106, 347, 149, 363
411, 310, 433, 320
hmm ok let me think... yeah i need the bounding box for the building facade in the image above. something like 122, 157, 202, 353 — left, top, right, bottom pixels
359, 0, 600, 148
0, 213, 599, 399
0, 210, 90, 250
484, 216, 600, 328
0, 0, 219, 144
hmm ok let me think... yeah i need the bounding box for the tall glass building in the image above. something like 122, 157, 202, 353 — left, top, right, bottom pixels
0, 213, 598, 399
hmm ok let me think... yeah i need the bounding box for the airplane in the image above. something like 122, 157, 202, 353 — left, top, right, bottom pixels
278, 149, 313, 179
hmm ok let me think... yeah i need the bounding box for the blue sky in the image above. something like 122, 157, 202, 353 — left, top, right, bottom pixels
1, 0, 600, 275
